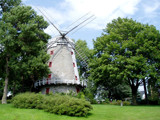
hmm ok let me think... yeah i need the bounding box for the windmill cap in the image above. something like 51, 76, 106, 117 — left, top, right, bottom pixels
49, 35, 75, 44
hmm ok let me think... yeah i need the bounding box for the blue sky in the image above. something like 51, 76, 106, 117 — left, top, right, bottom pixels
22, 0, 160, 48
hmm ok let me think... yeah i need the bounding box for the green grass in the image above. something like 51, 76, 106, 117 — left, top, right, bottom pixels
0, 104, 160, 120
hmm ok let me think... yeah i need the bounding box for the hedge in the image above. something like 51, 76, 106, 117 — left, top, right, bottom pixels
12, 92, 92, 116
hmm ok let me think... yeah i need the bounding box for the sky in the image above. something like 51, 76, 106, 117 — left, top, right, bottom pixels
22, 0, 160, 48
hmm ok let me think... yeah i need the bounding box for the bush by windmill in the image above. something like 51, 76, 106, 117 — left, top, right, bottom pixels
34, 9, 95, 94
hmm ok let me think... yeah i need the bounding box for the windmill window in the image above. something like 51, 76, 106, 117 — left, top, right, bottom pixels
46, 88, 50, 94
75, 75, 78, 80
48, 74, 51, 79
50, 50, 54, 55
71, 51, 73, 55
49, 62, 52, 67
73, 62, 75, 67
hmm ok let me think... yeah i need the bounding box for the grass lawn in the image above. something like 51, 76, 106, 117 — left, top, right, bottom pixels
0, 104, 160, 120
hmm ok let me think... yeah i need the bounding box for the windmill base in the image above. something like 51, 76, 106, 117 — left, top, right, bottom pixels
40, 85, 82, 94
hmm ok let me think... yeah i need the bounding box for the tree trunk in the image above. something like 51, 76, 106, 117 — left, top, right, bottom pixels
30, 75, 35, 92
1, 56, 9, 104
143, 78, 148, 104
131, 86, 138, 105
12, 82, 16, 97
20, 76, 24, 92
150, 85, 153, 97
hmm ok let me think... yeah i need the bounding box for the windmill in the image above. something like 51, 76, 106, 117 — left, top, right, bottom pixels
34, 9, 95, 94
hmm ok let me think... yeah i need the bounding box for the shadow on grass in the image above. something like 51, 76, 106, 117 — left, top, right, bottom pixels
53, 112, 94, 119
86, 113, 93, 117
10, 103, 94, 119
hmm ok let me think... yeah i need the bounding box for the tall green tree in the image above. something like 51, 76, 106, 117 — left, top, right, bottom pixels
0, 0, 22, 102
89, 17, 160, 105
0, 5, 50, 104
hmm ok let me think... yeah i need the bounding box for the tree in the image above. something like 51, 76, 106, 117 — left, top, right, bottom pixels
0, 5, 50, 104
0, 0, 22, 103
89, 17, 160, 105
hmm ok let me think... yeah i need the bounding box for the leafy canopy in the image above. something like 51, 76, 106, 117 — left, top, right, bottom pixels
0, 5, 51, 96
89, 17, 160, 105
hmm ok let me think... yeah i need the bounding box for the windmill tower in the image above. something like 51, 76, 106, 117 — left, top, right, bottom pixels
34, 11, 95, 94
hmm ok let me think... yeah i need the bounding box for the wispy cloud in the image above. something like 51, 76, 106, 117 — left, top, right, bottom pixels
60, 0, 141, 29
143, 0, 160, 14
29, 0, 141, 35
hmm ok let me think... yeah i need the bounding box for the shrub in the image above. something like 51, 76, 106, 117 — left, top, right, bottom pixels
42, 94, 92, 116
117, 100, 122, 105
110, 100, 117, 105
110, 100, 131, 106
104, 99, 110, 104
148, 91, 159, 105
90, 99, 98, 104
123, 101, 131, 106
76, 92, 85, 99
12, 92, 92, 116
12, 92, 44, 109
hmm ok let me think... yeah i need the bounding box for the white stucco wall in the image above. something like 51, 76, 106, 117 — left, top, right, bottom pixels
41, 85, 78, 94
47, 36, 80, 83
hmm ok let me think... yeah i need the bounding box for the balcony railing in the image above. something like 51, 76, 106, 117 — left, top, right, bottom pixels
34, 78, 87, 88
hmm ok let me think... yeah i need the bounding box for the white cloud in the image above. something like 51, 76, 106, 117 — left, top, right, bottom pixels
143, 0, 160, 14
34, 0, 140, 32
65, 0, 140, 16
61, 0, 141, 29
28, 0, 141, 37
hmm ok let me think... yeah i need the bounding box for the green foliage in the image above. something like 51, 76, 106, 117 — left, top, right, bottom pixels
110, 100, 122, 105
104, 99, 110, 104
89, 99, 98, 104
110, 100, 117, 105
12, 92, 44, 109
75, 40, 92, 59
12, 93, 93, 117
148, 91, 159, 105
89, 17, 160, 105
0, 4, 51, 103
123, 101, 131, 106
117, 100, 122, 105
110, 100, 131, 106
83, 81, 98, 104
76, 92, 85, 99
43, 94, 92, 116
84, 90, 97, 104
111, 84, 132, 100
0, 0, 21, 14
75, 39, 92, 78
